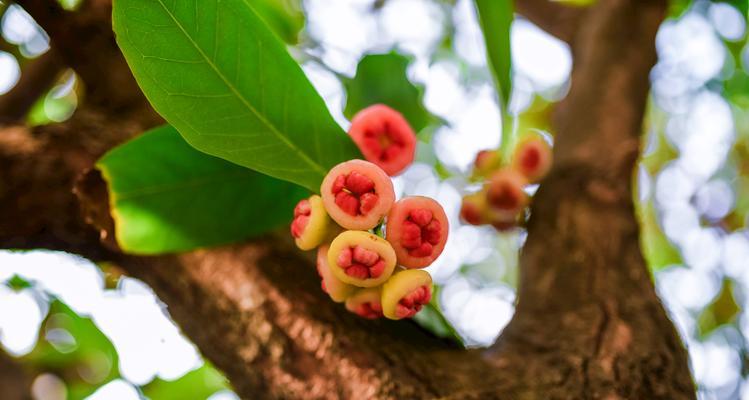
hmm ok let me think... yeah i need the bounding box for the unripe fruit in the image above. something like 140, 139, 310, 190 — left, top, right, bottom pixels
512, 136, 552, 183
348, 104, 417, 176
291, 195, 333, 250
381, 269, 433, 320
317, 245, 356, 302
321, 160, 395, 230
386, 196, 449, 269
472, 149, 501, 178
345, 287, 384, 319
328, 231, 397, 287
485, 169, 528, 219
460, 191, 488, 226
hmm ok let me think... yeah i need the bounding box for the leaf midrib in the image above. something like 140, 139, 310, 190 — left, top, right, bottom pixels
152, 0, 327, 178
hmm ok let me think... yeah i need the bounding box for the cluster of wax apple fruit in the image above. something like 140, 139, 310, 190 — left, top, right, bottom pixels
290, 104, 448, 320
459, 135, 553, 231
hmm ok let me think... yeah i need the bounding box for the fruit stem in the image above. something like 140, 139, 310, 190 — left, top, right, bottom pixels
499, 112, 519, 164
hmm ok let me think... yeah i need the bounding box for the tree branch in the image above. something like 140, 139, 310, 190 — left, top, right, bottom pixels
515, 0, 586, 44
486, 0, 696, 398
0, 351, 32, 400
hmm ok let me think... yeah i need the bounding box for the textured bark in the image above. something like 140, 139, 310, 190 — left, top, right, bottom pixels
0, 352, 32, 400
0, 0, 696, 399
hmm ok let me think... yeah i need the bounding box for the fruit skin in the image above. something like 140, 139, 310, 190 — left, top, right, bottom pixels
320, 160, 395, 230
485, 169, 528, 219
317, 245, 356, 303
345, 287, 384, 319
472, 149, 502, 178
348, 104, 417, 176
328, 230, 397, 287
511, 136, 552, 183
381, 269, 433, 320
460, 191, 488, 226
291, 195, 333, 250
386, 196, 449, 269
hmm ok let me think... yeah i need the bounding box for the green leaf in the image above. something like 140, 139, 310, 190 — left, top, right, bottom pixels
474, 0, 513, 111
142, 363, 230, 400
698, 279, 740, 338
249, 0, 304, 44
113, 0, 360, 191
97, 125, 307, 255
344, 53, 432, 132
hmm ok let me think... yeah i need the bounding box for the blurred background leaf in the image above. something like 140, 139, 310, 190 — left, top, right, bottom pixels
344, 52, 434, 133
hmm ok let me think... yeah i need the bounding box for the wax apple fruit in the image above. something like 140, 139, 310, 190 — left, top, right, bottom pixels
328, 231, 397, 287
386, 196, 449, 268
320, 160, 395, 230
348, 104, 416, 176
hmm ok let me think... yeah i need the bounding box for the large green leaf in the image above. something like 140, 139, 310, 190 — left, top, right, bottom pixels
474, 0, 513, 111
113, 0, 360, 191
97, 125, 307, 255
344, 53, 432, 133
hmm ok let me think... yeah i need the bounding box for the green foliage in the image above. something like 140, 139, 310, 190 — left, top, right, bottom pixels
5, 274, 32, 290
97, 125, 307, 255
698, 279, 741, 338
24, 301, 120, 400
142, 364, 230, 400
113, 0, 360, 191
344, 53, 432, 133
639, 202, 682, 272
249, 0, 304, 44
473, 0, 513, 112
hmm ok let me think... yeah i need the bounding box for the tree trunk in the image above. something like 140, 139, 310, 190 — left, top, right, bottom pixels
0, 352, 32, 400
0, 0, 695, 398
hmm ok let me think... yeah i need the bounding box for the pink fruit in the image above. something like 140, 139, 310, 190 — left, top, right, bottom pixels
348, 104, 417, 176
460, 191, 488, 226
512, 136, 552, 183
472, 149, 501, 178
328, 231, 397, 287
321, 160, 395, 230
386, 196, 449, 269
345, 287, 384, 319
291, 195, 333, 250
316, 245, 356, 302
485, 169, 528, 219
381, 269, 433, 320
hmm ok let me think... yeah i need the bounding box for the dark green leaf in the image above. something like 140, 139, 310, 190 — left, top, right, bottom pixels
344, 53, 432, 132
474, 0, 513, 111
142, 363, 229, 400
97, 125, 307, 255
113, 0, 360, 191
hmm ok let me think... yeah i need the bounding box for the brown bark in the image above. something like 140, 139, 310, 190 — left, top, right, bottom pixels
0, 352, 32, 400
0, 0, 695, 399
